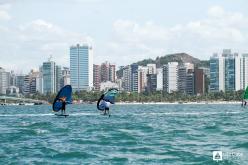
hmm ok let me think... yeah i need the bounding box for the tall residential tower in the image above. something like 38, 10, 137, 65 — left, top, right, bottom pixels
42, 61, 56, 94
70, 44, 93, 91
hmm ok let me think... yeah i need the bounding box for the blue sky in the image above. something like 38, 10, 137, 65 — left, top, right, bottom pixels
0, 0, 247, 73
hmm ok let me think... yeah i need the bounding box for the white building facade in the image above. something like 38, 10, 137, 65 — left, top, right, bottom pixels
241, 54, 248, 90
210, 49, 246, 92
163, 62, 178, 93
0, 68, 10, 94
156, 68, 163, 91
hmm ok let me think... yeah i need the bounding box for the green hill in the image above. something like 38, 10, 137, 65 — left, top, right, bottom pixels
117, 53, 209, 78
135, 53, 209, 68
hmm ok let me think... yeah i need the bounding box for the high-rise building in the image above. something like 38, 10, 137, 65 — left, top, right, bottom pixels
93, 62, 116, 91
234, 54, 241, 91
210, 54, 224, 92
156, 68, 163, 91
99, 62, 116, 83
36, 66, 43, 94
241, 54, 248, 89
22, 75, 30, 95
210, 49, 241, 92
163, 62, 178, 93
131, 64, 139, 92
61, 67, 70, 87
10, 70, 16, 86
116, 66, 125, 79
186, 69, 194, 95
138, 66, 148, 93
42, 61, 56, 94
194, 69, 205, 95
93, 64, 101, 91
109, 64, 116, 82
29, 78, 36, 94
137, 71, 143, 93
146, 74, 157, 93
224, 50, 236, 91
70, 44, 93, 91
15, 75, 25, 94
29, 69, 40, 94
22, 69, 39, 95
0, 67, 10, 94
56, 65, 62, 91
178, 66, 187, 93
100, 62, 110, 82
122, 65, 131, 91
177, 63, 194, 94
219, 55, 225, 91
147, 64, 156, 74
198, 67, 210, 78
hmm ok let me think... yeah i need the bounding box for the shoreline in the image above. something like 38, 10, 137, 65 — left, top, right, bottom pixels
115, 101, 241, 105
0, 101, 242, 106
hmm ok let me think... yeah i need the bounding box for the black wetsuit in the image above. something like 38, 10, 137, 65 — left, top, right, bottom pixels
61, 100, 66, 114
103, 101, 110, 116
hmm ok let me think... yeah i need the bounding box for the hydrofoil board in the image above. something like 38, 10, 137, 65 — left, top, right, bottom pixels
55, 114, 69, 117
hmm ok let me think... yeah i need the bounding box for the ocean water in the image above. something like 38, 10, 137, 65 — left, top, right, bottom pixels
0, 104, 247, 165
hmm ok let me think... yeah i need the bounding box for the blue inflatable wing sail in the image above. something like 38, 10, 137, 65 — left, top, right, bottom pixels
52, 85, 72, 112
97, 100, 106, 111
97, 88, 118, 111
97, 94, 105, 111
103, 88, 118, 104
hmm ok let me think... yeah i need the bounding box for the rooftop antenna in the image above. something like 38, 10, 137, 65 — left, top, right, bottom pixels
48, 55, 53, 62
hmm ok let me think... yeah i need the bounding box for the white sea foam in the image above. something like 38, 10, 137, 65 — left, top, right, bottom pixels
35, 129, 49, 134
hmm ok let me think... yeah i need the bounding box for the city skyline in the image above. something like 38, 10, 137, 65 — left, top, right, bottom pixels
0, 0, 248, 73
210, 49, 248, 92
0, 48, 247, 75
2, 48, 248, 96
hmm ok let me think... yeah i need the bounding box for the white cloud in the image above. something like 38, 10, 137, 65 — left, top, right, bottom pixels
107, 6, 248, 66
19, 19, 62, 33
0, 3, 11, 20
207, 5, 225, 18
0, 9, 10, 20
1, 5, 248, 72
113, 20, 169, 43
0, 3, 11, 10
0, 19, 93, 72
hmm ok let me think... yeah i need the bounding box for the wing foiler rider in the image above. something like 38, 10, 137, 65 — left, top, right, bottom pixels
98, 94, 111, 116
59, 97, 66, 115
242, 99, 247, 107
103, 101, 111, 116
